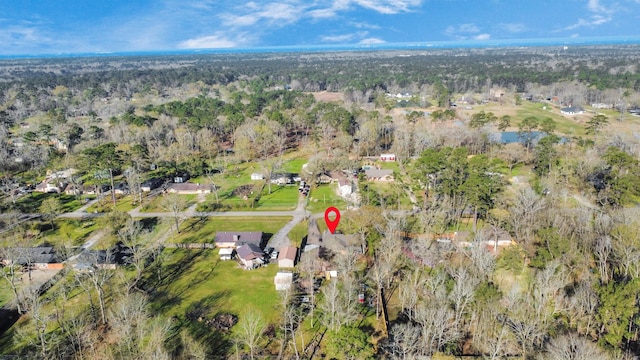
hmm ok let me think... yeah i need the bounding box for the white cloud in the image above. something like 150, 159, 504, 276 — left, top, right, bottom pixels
498, 23, 526, 33
178, 32, 251, 49
320, 31, 370, 42
445, 23, 481, 39
562, 0, 615, 30
352, 0, 422, 14
474, 33, 490, 40
359, 37, 386, 44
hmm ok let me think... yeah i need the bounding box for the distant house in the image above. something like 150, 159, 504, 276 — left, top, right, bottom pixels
251, 173, 265, 181
214, 231, 263, 249
270, 173, 293, 185
2, 247, 63, 270
173, 173, 190, 183
166, 182, 211, 194
277, 246, 297, 268
338, 179, 353, 196
219, 248, 235, 261
274, 272, 294, 291
560, 106, 584, 115
364, 168, 394, 182
379, 153, 396, 162
72, 250, 117, 271
141, 178, 163, 192
64, 184, 94, 196
454, 227, 515, 254
113, 182, 130, 195
34, 182, 64, 193
236, 243, 265, 269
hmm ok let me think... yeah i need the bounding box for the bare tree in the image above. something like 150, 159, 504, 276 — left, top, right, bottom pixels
237, 310, 266, 360
545, 333, 608, 360
160, 193, 186, 233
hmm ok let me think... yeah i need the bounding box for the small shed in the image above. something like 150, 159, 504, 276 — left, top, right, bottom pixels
379, 154, 396, 162
251, 173, 265, 180
274, 272, 293, 291
219, 248, 235, 261
277, 246, 297, 268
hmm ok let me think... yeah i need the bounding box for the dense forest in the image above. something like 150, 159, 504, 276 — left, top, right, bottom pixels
1, 45, 640, 359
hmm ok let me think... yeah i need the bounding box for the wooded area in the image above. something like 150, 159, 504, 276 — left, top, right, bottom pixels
1, 45, 640, 359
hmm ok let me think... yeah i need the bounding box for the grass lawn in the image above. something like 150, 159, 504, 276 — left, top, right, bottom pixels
151, 249, 282, 325
139, 193, 197, 213
0, 280, 14, 308
306, 184, 347, 213
366, 182, 413, 210
11, 193, 87, 213
85, 194, 140, 213
38, 219, 101, 247
282, 158, 306, 173
287, 220, 308, 247
256, 185, 299, 210
170, 216, 292, 244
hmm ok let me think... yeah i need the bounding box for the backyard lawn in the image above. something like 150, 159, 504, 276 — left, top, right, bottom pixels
151, 248, 282, 324
306, 184, 347, 213
256, 185, 299, 210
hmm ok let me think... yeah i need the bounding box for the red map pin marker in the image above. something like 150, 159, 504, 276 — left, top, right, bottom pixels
324, 207, 341, 234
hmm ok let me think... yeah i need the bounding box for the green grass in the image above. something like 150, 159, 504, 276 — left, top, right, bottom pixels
0, 279, 14, 308
256, 185, 299, 210
86, 194, 143, 213
366, 182, 413, 210
170, 216, 292, 244
281, 158, 306, 173
139, 193, 197, 212
306, 184, 347, 213
287, 220, 308, 247
38, 219, 101, 247
150, 249, 282, 325
9, 193, 87, 213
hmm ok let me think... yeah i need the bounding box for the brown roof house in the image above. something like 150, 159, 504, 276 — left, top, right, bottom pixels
214, 231, 263, 249
167, 182, 212, 194
236, 243, 265, 269
278, 246, 298, 268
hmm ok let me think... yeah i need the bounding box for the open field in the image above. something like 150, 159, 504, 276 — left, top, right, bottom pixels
306, 184, 347, 213
151, 249, 281, 322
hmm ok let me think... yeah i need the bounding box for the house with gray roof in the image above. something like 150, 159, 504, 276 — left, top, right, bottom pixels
214, 231, 263, 249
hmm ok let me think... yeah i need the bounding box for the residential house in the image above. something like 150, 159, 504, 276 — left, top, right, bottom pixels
364, 168, 394, 182
113, 182, 130, 195
141, 178, 163, 192
2, 247, 63, 270
166, 182, 212, 194
274, 272, 293, 291
251, 173, 265, 181
71, 250, 117, 271
214, 231, 263, 249
270, 173, 293, 185
454, 227, 515, 254
236, 243, 265, 269
277, 246, 297, 268
34, 182, 64, 193
560, 106, 584, 115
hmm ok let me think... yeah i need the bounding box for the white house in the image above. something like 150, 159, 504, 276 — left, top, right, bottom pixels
251, 173, 264, 181
560, 106, 584, 115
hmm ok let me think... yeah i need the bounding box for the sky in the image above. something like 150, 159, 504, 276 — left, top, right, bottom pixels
1, 0, 639, 55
